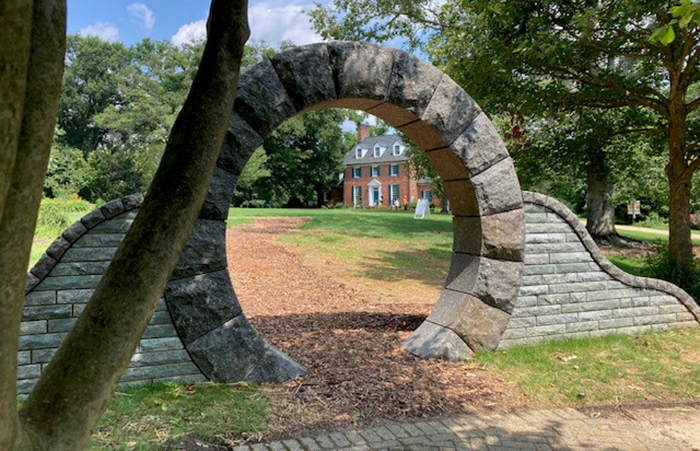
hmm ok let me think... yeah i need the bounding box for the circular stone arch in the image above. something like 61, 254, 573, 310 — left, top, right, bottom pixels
164, 42, 525, 383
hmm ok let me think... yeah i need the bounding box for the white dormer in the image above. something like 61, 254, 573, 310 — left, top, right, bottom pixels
392, 141, 404, 156
373, 143, 387, 157
355, 146, 365, 159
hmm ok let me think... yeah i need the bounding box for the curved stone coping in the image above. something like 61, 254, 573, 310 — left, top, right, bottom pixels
522, 191, 700, 322
26, 193, 146, 294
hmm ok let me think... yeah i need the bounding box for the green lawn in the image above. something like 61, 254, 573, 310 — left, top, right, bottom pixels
88, 383, 268, 451
476, 328, 700, 404
617, 227, 700, 246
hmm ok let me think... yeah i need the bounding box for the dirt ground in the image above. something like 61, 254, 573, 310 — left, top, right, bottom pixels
225, 218, 528, 437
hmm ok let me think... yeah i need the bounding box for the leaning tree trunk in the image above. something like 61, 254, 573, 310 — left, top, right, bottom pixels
585, 151, 617, 242
0, 1, 66, 450
3, 1, 250, 451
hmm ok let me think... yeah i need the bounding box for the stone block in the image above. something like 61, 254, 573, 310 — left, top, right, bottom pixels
245, 343, 307, 382
512, 305, 561, 318
48, 318, 77, 333
61, 247, 117, 263
149, 311, 174, 325
518, 285, 548, 296
442, 179, 479, 216
35, 275, 102, 291
22, 305, 72, 321
514, 296, 537, 307
524, 254, 549, 265
579, 310, 612, 321
561, 299, 620, 313
536, 313, 579, 326
20, 321, 47, 335
121, 193, 145, 210
444, 254, 522, 313
586, 289, 642, 302
522, 275, 542, 285
427, 290, 511, 351
74, 234, 124, 248
419, 75, 481, 148
328, 42, 394, 106
50, 261, 111, 276
526, 233, 566, 244
139, 337, 184, 353
469, 158, 522, 216
121, 362, 202, 383
185, 315, 268, 381
537, 293, 571, 305
233, 59, 297, 137
549, 252, 592, 264
217, 113, 264, 176
398, 119, 447, 153
500, 328, 528, 340
57, 289, 93, 304
25, 273, 40, 292
31, 349, 56, 363
612, 306, 659, 318
165, 270, 242, 345
200, 167, 238, 220
527, 324, 566, 337
566, 321, 598, 333
18, 333, 67, 350
401, 320, 474, 361
171, 219, 227, 280
80, 208, 106, 229
100, 198, 125, 219
62, 220, 88, 243
88, 219, 133, 234
423, 147, 470, 182
142, 324, 178, 339
633, 314, 677, 326
25, 291, 56, 306
30, 255, 57, 280
527, 242, 586, 254
507, 317, 536, 328
18, 351, 31, 366
599, 318, 634, 330
271, 43, 336, 112
525, 223, 572, 234
130, 350, 192, 368
450, 113, 510, 177
523, 265, 556, 276
73, 304, 86, 317
17, 364, 41, 380
541, 274, 579, 285
453, 209, 525, 262
45, 237, 71, 261
525, 212, 547, 223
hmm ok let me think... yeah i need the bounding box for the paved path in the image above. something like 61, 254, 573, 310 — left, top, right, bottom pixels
235, 407, 700, 451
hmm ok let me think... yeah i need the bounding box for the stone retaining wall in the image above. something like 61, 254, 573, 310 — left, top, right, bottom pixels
19, 195, 206, 394
498, 192, 700, 349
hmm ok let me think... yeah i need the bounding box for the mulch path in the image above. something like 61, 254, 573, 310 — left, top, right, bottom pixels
225, 217, 527, 435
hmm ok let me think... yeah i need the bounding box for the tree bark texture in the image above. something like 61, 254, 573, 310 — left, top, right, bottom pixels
585, 151, 617, 241
19, 1, 250, 450
0, 1, 66, 450
667, 162, 694, 270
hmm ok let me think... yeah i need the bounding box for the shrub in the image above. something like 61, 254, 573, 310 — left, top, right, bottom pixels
645, 245, 700, 303
36, 197, 94, 237
241, 199, 267, 208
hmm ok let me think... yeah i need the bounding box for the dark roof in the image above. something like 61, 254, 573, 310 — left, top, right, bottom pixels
343, 134, 408, 166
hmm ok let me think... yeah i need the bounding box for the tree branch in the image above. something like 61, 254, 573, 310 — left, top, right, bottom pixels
20, 1, 250, 450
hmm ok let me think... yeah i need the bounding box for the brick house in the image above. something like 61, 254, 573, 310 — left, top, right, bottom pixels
341, 124, 442, 208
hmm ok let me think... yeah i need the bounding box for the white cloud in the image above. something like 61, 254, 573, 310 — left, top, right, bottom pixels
79, 22, 119, 42
172, 19, 207, 47
249, 3, 322, 45
128, 3, 155, 32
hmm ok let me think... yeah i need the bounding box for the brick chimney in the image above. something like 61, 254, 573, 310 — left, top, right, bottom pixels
357, 122, 371, 143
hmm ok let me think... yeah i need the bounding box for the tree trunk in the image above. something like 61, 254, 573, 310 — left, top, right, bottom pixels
667, 163, 693, 270
0, 1, 66, 450
5, 1, 250, 450
585, 151, 617, 242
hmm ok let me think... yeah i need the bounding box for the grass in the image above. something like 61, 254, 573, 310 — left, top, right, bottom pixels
606, 255, 649, 277
476, 328, 700, 404
88, 383, 269, 451
618, 228, 700, 246
228, 208, 454, 280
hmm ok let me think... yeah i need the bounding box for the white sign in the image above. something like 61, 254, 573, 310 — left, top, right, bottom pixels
414, 199, 431, 219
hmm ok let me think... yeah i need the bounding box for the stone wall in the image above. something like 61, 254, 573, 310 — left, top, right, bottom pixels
498, 192, 700, 349
19, 195, 206, 395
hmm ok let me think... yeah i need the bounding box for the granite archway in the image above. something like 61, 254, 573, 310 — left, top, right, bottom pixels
174, 42, 526, 381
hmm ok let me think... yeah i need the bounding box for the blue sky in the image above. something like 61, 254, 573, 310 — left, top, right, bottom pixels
68, 0, 327, 47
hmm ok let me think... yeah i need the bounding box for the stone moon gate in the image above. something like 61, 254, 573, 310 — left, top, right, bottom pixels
19, 43, 700, 391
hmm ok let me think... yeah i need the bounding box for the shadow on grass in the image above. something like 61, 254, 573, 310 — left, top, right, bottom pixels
358, 247, 451, 285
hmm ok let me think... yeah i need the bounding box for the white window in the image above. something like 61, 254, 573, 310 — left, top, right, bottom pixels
355, 147, 363, 159
421, 190, 433, 202
352, 167, 362, 178
370, 165, 380, 177
352, 186, 363, 206
393, 142, 402, 156
389, 184, 400, 203
390, 164, 399, 177
373, 145, 381, 157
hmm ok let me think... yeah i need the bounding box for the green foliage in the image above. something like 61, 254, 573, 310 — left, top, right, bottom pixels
645, 245, 700, 301
652, 0, 700, 44
234, 109, 354, 207
44, 138, 89, 198
36, 197, 94, 238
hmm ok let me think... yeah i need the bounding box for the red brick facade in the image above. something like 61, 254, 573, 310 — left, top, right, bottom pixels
342, 162, 442, 208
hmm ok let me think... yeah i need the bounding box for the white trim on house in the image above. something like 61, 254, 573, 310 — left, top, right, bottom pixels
392, 141, 403, 156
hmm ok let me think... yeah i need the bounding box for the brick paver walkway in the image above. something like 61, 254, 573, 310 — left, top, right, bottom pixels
234, 407, 700, 451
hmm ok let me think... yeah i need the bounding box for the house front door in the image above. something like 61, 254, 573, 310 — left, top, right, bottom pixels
370, 186, 381, 207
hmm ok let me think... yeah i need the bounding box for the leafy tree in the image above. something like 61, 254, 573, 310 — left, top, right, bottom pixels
0, 1, 250, 450
232, 147, 273, 205
311, 0, 700, 270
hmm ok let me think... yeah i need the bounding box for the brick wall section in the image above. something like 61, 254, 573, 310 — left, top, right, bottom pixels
19, 196, 205, 395
498, 192, 700, 349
